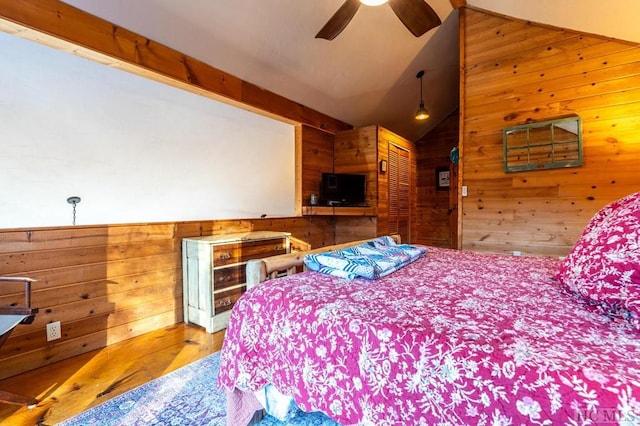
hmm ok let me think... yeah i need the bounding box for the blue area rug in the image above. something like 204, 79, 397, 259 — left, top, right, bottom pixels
58, 351, 340, 426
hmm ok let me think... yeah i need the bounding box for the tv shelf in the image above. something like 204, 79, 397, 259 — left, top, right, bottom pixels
302, 206, 376, 216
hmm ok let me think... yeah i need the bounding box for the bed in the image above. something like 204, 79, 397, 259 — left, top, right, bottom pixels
218, 192, 640, 425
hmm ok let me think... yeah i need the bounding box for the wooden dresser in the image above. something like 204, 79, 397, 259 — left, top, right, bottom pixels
182, 231, 290, 333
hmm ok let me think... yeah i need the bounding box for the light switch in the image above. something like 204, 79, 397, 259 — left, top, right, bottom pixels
461, 186, 468, 197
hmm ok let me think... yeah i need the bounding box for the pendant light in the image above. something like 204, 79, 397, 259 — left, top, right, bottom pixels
360, 0, 388, 5
415, 70, 429, 120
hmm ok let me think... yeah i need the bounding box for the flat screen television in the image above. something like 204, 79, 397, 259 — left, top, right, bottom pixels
320, 173, 367, 206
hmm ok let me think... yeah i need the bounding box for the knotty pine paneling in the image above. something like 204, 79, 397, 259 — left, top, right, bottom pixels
416, 111, 460, 248
0, 216, 335, 380
334, 126, 380, 240
334, 126, 379, 204
332, 125, 417, 243
460, 8, 640, 256
301, 125, 335, 206
335, 216, 379, 245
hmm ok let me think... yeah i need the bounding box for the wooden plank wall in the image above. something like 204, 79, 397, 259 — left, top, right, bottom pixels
334, 126, 380, 243
332, 125, 417, 244
461, 8, 640, 257
301, 126, 335, 207
416, 111, 460, 247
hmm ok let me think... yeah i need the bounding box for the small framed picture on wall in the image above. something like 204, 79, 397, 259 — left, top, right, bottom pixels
436, 167, 450, 190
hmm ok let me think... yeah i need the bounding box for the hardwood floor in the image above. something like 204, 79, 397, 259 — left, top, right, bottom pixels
0, 323, 225, 425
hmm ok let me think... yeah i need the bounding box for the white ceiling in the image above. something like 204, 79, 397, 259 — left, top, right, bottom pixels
60, 0, 640, 142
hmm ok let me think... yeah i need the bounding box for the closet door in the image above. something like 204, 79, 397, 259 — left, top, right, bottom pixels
388, 144, 410, 241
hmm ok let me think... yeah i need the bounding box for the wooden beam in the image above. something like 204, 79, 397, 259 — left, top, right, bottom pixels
0, 389, 37, 407
0, 0, 352, 134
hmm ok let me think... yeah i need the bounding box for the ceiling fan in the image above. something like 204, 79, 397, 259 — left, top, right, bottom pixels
316, 0, 466, 40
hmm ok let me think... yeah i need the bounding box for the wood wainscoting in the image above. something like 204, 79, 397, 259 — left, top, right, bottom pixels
0, 216, 335, 382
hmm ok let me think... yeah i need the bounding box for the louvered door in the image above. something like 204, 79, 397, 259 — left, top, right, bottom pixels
388, 144, 410, 241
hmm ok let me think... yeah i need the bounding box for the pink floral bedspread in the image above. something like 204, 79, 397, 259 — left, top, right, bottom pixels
218, 247, 640, 425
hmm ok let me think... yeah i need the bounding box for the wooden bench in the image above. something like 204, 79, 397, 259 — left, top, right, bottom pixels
245, 234, 401, 289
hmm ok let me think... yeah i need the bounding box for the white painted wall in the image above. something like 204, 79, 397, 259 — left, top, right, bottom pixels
0, 32, 296, 228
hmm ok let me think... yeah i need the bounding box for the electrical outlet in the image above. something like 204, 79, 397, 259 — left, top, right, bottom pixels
46, 321, 61, 341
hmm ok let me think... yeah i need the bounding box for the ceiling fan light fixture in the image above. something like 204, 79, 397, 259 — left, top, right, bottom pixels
415, 70, 429, 120
360, 0, 388, 5
316, 0, 441, 40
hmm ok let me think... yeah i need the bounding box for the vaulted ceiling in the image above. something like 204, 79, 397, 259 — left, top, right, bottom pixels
62, 0, 640, 141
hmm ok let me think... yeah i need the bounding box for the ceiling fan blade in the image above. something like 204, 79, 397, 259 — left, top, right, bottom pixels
388, 0, 442, 37
316, 0, 361, 40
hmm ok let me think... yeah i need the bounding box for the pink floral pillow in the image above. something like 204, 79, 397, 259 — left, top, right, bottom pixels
557, 192, 640, 326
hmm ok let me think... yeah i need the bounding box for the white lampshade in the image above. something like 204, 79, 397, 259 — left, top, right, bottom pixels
360, 0, 388, 6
